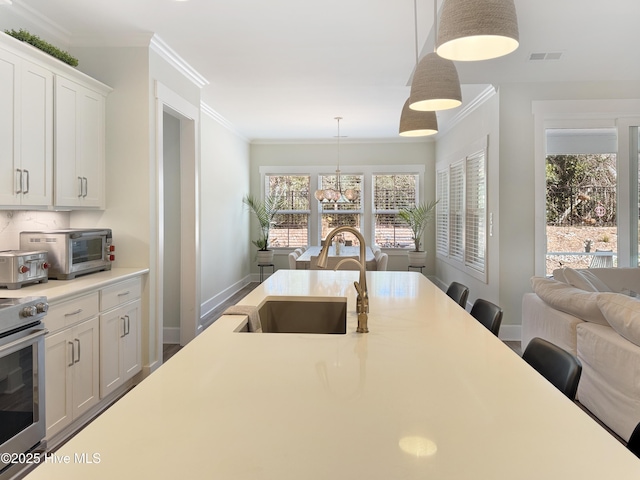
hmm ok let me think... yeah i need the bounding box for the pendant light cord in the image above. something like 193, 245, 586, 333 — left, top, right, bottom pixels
413, 0, 419, 65
433, 0, 437, 52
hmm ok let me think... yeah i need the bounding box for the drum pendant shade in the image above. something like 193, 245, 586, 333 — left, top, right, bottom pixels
399, 99, 438, 137
408, 52, 462, 112
436, 0, 519, 61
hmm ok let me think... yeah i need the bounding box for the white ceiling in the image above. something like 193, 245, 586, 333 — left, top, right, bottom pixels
5, 0, 640, 141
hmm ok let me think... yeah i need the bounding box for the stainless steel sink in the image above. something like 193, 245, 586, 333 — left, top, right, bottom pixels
256, 299, 347, 334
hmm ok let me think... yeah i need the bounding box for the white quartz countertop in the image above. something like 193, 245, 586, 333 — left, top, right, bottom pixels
24, 270, 640, 479
1, 268, 149, 302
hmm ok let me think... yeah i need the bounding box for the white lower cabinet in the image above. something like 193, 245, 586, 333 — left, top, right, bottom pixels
99, 295, 141, 398
45, 316, 100, 439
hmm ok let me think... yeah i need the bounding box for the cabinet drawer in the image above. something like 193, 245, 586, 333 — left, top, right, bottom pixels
45, 292, 100, 333
101, 278, 142, 311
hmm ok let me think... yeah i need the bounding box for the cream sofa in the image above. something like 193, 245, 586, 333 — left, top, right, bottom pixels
522, 267, 640, 441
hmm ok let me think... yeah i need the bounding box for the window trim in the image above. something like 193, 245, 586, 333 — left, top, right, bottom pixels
259, 165, 425, 250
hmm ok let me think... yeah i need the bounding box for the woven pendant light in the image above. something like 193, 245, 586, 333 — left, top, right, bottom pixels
408, 52, 461, 111
399, 0, 439, 136
436, 0, 519, 61
399, 99, 438, 137
408, 0, 461, 112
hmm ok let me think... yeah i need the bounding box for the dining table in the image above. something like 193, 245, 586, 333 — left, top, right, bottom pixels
295, 245, 376, 270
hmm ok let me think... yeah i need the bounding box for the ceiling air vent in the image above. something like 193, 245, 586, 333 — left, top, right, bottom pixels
529, 52, 563, 61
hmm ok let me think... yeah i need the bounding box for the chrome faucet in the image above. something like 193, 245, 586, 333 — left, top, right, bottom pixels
317, 226, 369, 333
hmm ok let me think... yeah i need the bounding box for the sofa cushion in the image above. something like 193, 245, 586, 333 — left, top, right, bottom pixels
597, 293, 640, 346
531, 277, 609, 326
563, 268, 612, 292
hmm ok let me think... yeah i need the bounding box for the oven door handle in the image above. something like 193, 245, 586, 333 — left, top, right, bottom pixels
1, 327, 48, 353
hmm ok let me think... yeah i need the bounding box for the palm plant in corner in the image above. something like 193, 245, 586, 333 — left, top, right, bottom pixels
243, 194, 287, 264
399, 200, 439, 268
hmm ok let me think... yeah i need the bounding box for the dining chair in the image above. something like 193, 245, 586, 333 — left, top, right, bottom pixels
627, 422, 640, 458
288, 252, 298, 269
522, 337, 582, 400
446, 282, 469, 309
376, 253, 388, 271
294, 248, 304, 256
470, 298, 503, 337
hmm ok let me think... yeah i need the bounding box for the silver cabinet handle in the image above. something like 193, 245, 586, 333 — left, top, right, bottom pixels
117, 291, 130, 297
68, 341, 75, 367
78, 176, 83, 197
126, 315, 130, 336
64, 308, 83, 317
82, 177, 88, 197
23, 169, 29, 194
74, 338, 81, 364
121, 316, 127, 338
16, 169, 23, 194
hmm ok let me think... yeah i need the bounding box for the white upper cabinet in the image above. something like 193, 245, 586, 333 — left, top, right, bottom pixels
0, 33, 111, 210
54, 75, 107, 208
0, 49, 53, 207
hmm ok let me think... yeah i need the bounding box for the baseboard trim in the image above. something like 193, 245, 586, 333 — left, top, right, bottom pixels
163, 327, 180, 344
199, 275, 253, 326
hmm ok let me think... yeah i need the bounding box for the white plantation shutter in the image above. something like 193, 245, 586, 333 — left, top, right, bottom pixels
435, 137, 488, 281
449, 161, 465, 262
465, 151, 486, 272
436, 169, 449, 256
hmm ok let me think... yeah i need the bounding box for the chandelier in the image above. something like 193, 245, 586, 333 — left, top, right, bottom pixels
314, 117, 359, 203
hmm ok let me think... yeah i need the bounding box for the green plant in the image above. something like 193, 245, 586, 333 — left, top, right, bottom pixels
242, 194, 287, 251
398, 200, 439, 252
4, 29, 79, 67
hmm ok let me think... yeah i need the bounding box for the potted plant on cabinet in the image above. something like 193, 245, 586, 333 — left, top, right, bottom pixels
242, 193, 287, 264
399, 200, 439, 267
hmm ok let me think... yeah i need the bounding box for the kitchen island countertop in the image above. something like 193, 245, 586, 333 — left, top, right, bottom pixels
23, 270, 640, 479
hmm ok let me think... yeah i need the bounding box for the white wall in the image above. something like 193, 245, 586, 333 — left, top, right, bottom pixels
249, 140, 435, 273
435, 90, 501, 314
498, 80, 640, 333
199, 113, 251, 319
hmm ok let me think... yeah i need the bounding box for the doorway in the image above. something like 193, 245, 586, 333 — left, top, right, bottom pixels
155, 82, 200, 360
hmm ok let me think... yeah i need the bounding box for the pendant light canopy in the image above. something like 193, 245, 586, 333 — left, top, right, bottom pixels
399, 99, 438, 137
436, 0, 519, 62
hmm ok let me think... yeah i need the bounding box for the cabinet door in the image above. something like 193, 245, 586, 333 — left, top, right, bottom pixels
45, 329, 73, 439
54, 75, 105, 208
20, 60, 53, 206
121, 300, 141, 381
54, 76, 81, 207
0, 49, 19, 205
78, 88, 104, 207
71, 317, 100, 418
99, 306, 124, 398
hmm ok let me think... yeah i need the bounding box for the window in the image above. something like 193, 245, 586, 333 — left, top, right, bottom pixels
373, 174, 418, 248
266, 175, 310, 248
319, 174, 363, 245
436, 139, 487, 279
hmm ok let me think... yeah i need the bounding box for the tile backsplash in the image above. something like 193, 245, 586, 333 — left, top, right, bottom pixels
0, 211, 70, 250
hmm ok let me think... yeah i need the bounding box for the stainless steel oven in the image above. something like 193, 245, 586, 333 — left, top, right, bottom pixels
0, 297, 48, 475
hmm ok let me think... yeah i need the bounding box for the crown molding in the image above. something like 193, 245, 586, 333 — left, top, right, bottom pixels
436, 84, 497, 137
8, 0, 72, 46
150, 34, 209, 89
201, 102, 248, 142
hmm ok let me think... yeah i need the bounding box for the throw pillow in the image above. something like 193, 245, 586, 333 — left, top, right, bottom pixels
530, 277, 609, 325
597, 293, 640, 346
562, 268, 612, 292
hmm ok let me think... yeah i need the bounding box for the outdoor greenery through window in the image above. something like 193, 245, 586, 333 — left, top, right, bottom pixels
266, 175, 310, 248
373, 174, 417, 248
320, 174, 363, 245
545, 153, 617, 274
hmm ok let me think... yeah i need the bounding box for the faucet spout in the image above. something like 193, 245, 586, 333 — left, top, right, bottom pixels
317, 226, 369, 333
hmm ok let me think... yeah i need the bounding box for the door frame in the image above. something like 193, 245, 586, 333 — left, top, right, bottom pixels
154, 81, 200, 357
